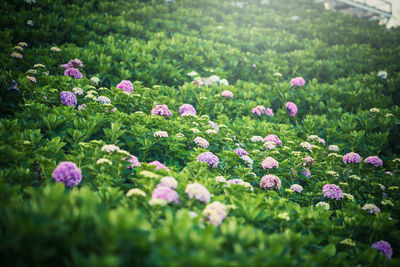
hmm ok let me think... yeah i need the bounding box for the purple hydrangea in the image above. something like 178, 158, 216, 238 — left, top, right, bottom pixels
260, 175, 281, 189
285, 102, 298, 116
343, 152, 361, 164
371, 241, 392, 260
300, 169, 312, 178
67, 59, 83, 68
197, 152, 219, 168
125, 155, 141, 168
52, 161, 82, 187
148, 161, 169, 171
290, 77, 306, 86
152, 186, 179, 204
263, 134, 282, 146
234, 148, 248, 156
322, 184, 343, 200
179, 104, 196, 116
60, 91, 77, 107
64, 67, 83, 79
185, 183, 211, 203
364, 156, 383, 167
97, 96, 111, 105
116, 80, 134, 93
151, 104, 172, 117
209, 121, 219, 133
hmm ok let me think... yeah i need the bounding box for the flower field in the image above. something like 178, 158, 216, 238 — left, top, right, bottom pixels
1, 0, 400, 265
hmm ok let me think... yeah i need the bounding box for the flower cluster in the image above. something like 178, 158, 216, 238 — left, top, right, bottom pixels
263, 134, 282, 146
260, 175, 281, 189
151, 104, 173, 117
261, 157, 279, 169
364, 156, 383, 167
234, 148, 248, 156
290, 184, 303, 193
226, 179, 253, 191
285, 102, 298, 116
361, 203, 381, 214
148, 161, 169, 171
194, 137, 209, 149
343, 152, 361, 164
125, 155, 141, 168
151, 186, 179, 204
60, 91, 77, 107
179, 104, 196, 116
197, 152, 219, 168
202, 201, 228, 226
221, 90, 233, 98
371, 241, 392, 260
185, 183, 211, 203
290, 76, 305, 86
116, 80, 134, 93
52, 161, 82, 187
322, 184, 343, 200
158, 176, 178, 189
252, 105, 265, 116
154, 131, 169, 138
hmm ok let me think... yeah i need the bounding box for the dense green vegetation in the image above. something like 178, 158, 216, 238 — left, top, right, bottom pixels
0, 0, 399, 265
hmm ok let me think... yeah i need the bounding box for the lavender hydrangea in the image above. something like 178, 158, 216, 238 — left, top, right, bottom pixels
67, 58, 84, 68
209, 121, 219, 133
197, 152, 219, 168
300, 169, 311, 178
261, 157, 279, 169
125, 155, 141, 168
97, 96, 111, 105
290, 77, 305, 86
362, 203, 381, 214
290, 184, 303, 193
152, 186, 179, 204
179, 104, 196, 116
371, 241, 392, 260
260, 175, 281, 189
64, 67, 83, 79
285, 102, 298, 116
343, 152, 361, 164
52, 161, 82, 187
234, 148, 248, 156
194, 137, 209, 149
322, 184, 343, 200
151, 104, 172, 117
185, 183, 211, 203
8, 80, 18, 91
158, 176, 178, 189
60, 91, 77, 107
364, 156, 383, 167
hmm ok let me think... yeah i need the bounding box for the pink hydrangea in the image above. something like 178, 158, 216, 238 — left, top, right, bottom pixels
194, 137, 209, 149
364, 156, 383, 167
260, 175, 281, 189
290, 77, 306, 86
179, 104, 196, 116
285, 102, 298, 116
252, 105, 265, 116
151, 104, 172, 117
265, 108, 274, 117
125, 155, 141, 168
116, 80, 134, 93
148, 161, 169, 171
322, 184, 343, 200
302, 155, 314, 166
263, 134, 282, 146
221, 90, 233, 98
261, 157, 279, 169
52, 161, 82, 187
152, 186, 179, 203
158, 176, 178, 189
343, 152, 361, 164
185, 183, 211, 203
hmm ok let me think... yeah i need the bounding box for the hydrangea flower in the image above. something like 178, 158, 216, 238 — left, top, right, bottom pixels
261, 157, 279, 169
125, 155, 141, 168
60, 91, 77, 107
97, 96, 111, 105
90, 77, 100, 85
126, 188, 146, 197
300, 142, 313, 152
26, 76, 36, 83
290, 184, 303, 193
329, 145, 339, 151
8, 80, 18, 91
252, 105, 265, 116
265, 108, 274, 117
234, 148, 248, 156
96, 158, 112, 165
11, 52, 23, 59
302, 155, 314, 166
260, 175, 281, 189
148, 161, 169, 171
194, 137, 209, 149
343, 152, 361, 164
300, 169, 311, 178
221, 90, 233, 98
263, 141, 276, 150
197, 152, 219, 168
290, 77, 306, 86
202, 201, 227, 226
322, 184, 343, 200
78, 104, 86, 111
215, 176, 227, 183
362, 203, 381, 214
116, 80, 134, 93
151, 104, 172, 117
151, 186, 179, 204
316, 202, 330, 210
285, 102, 298, 116
209, 121, 219, 133
67, 59, 83, 68
364, 156, 383, 167
158, 176, 178, 189
179, 104, 196, 116
185, 183, 211, 203
226, 179, 253, 191
154, 131, 169, 138
50, 47, 61, 52
73, 87, 84, 95
251, 136, 263, 142
263, 134, 282, 146
52, 161, 82, 187
64, 67, 83, 79
371, 241, 392, 260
